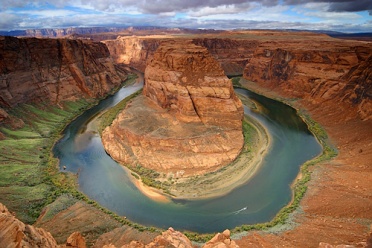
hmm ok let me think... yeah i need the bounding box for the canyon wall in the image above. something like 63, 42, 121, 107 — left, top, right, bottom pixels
0, 36, 127, 109
104, 34, 371, 121
192, 38, 258, 75
103, 36, 162, 71
103, 36, 258, 75
243, 39, 372, 120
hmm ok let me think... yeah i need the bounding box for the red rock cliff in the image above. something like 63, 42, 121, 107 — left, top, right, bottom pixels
103, 36, 161, 72
244, 39, 372, 120
0, 36, 127, 109
103, 36, 258, 76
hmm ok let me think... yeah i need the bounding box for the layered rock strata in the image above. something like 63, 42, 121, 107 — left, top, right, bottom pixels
0, 36, 127, 110
102, 41, 243, 177
103, 36, 162, 72
244, 39, 372, 120
103, 36, 258, 75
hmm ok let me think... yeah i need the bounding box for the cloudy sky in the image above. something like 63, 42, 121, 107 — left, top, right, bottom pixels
1, 0, 371, 32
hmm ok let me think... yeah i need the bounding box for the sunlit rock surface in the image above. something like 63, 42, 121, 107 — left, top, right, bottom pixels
102, 40, 243, 177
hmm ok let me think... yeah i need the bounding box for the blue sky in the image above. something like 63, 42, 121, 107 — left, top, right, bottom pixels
0, 0, 371, 32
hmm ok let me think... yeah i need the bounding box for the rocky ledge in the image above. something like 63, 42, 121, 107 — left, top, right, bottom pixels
102, 40, 244, 177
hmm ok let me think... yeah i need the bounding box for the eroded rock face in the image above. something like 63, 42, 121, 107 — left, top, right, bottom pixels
143, 40, 243, 129
204, 229, 239, 248
99, 228, 239, 248
244, 41, 372, 120
102, 41, 244, 176
103, 36, 161, 72
0, 36, 127, 108
0, 202, 59, 248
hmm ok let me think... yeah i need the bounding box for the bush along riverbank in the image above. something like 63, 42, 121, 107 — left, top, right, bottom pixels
225, 77, 338, 240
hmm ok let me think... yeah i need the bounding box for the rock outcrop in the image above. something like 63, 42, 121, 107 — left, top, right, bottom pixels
99, 228, 239, 248
0, 202, 86, 248
0, 36, 127, 109
143, 41, 243, 129
0, 202, 59, 247
204, 229, 239, 248
102, 41, 243, 177
103, 36, 162, 72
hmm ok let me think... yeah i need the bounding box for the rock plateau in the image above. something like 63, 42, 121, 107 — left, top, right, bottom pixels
102, 40, 244, 177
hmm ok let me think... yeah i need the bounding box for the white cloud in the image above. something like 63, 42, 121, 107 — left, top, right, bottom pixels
12, 9, 78, 17
0, 13, 20, 30
188, 4, 252, 17
0, 0, 371, 32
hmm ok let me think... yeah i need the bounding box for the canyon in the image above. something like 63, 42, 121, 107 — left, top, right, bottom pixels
102, 40, 244, 178
0, 30, 371, 247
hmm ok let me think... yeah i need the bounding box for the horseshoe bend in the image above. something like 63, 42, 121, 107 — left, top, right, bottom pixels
102, 41, 245, 180
0, 30, 371, 248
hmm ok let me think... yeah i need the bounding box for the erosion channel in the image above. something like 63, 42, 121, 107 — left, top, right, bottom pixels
53, 75, 322, 233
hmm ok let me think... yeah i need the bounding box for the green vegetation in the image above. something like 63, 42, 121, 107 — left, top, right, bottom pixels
97, 89, 142, 133
0, 74, 138, 225
0, 73, 161, 237
226, 84, 338, 238
179, 86, 338, 242
0, 99, 91, 223
231, 76, 243, 87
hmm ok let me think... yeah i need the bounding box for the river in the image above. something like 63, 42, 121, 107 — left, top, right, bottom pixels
53, 77, 322, 233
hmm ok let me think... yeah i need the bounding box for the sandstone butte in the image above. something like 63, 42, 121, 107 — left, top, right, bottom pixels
102, 40, 244, 177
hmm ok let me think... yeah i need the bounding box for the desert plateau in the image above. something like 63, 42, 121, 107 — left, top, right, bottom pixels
0, 2, 372, 247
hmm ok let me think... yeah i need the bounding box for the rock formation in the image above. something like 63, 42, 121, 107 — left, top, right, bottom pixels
0, 202, 86, 248
0, 202, 59, 247
192, 38, 258, 76
204, 229, 239, 248
100, 228, 239, 248
244, 39, 372, 120
0, 36, 127, 115
143, 40, 243, 129
103, 33, 371, 121
103, 36, 258, 75
102, 41, 244, 177
103, 36, 162, 72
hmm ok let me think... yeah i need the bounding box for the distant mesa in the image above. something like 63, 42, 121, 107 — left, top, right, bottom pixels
102, 40, 244, 177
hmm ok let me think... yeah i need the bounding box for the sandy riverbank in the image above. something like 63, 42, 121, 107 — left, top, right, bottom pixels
128, 170, 171, 203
